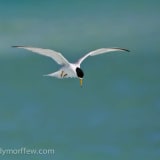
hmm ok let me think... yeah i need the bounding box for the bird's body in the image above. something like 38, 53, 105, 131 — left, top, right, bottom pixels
46, 63, 78, 79
13, 46, 129, 86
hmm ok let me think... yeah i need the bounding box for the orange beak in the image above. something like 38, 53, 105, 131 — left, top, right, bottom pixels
79, 78, 83, 87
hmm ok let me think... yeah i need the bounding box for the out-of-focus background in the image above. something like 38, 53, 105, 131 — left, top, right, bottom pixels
0, 0, 160, 159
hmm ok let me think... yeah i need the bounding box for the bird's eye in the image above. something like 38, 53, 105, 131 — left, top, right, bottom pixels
76, 67, 84, 78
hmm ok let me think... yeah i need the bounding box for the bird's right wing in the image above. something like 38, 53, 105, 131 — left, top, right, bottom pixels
77, 48, 130, 65
12, 46, 70, 66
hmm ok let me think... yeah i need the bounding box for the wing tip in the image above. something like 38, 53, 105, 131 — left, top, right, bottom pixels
113, 47, 130, 52
12, 46, 25, 48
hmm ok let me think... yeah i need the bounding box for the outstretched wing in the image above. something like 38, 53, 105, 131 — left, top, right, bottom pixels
77, 48, 130, 65
12, 46, 70, 66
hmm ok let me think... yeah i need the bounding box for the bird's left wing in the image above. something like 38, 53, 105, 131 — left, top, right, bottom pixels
12, 46, 70, 66
77, 48, 130, 65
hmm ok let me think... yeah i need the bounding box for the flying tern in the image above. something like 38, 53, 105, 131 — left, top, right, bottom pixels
12, 46, 129, 86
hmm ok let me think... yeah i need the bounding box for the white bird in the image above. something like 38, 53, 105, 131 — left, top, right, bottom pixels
12, 46, 129, 86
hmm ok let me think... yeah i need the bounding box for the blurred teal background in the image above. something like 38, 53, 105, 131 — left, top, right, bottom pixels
0, 0, 160, 159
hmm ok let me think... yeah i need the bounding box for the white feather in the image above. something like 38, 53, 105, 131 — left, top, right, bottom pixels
77, 48, 129, 65
12, 46, 69, 66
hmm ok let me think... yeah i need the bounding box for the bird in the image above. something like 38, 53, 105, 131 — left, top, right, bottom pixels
12, 46, 130, 87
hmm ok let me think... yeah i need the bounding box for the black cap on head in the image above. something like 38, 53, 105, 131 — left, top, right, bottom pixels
76, 67, 84, 78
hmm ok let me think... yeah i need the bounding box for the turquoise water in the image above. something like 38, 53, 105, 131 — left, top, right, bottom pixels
0, 1, 160, 160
